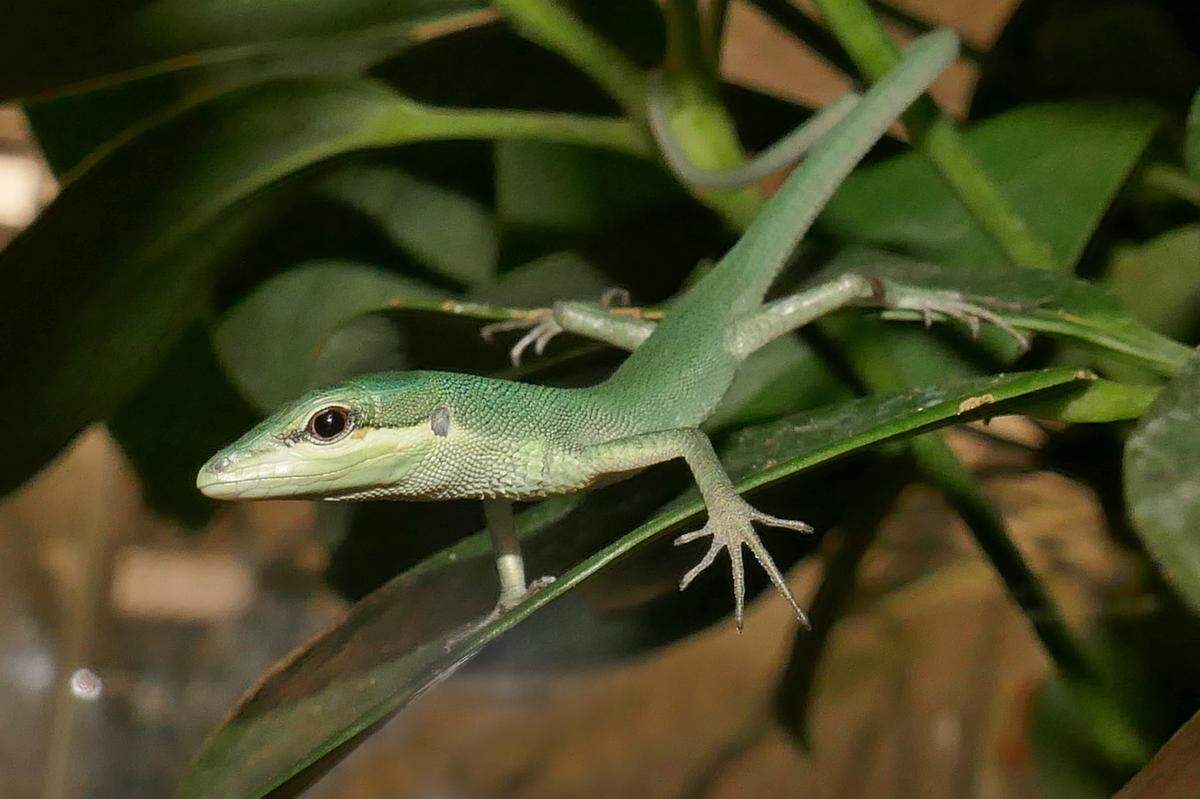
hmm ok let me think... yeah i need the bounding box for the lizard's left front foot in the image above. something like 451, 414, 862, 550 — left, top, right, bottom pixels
675, 494, 812, 629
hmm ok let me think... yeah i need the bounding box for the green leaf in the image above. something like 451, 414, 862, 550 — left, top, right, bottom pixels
821, 249, 1191, 376
319, 165, 499, 288
27, 41, 403, 176
1125, 351, 1200, 616
2, 0, 483, 101
0, 78, 461, 496
495, 140, 682, 236
1023, 380, 1160, 424
821, 102, 1163, 270
177, 367, 1093, 799
1107, 225, 1200, 340
1031, 677, 1144, 799
214, 260, 445, 411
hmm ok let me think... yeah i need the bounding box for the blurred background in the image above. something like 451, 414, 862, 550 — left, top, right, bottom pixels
2, 1, 1198, 797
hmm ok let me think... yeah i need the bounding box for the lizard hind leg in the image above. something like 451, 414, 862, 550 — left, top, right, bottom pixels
675, 492, 812, 630
582, 428, 813, 630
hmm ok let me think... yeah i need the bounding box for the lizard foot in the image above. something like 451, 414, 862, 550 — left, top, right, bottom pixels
879, 287, 1030, 350
444, 575, 557, 650
480, 310, 561, 367
674, 495, 812, 630
479, 288, 633, 367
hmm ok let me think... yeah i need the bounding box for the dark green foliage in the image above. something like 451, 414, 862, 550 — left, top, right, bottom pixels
3, 1, 1199, 796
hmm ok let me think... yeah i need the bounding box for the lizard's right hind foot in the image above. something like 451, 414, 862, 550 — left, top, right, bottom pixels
877, 285, 1031, 350
674, 494, 812, 630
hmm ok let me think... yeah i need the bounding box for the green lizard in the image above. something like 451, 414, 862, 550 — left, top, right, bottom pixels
198, 30, 1011, 628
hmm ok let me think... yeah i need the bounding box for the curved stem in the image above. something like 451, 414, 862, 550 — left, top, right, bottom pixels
705, 0, 733, 71
811, 0, 1059, 270
361, 98, 654, 158
492, 0, 648, 119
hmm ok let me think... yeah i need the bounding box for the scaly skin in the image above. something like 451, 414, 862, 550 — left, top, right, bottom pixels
198, 31, 962, 627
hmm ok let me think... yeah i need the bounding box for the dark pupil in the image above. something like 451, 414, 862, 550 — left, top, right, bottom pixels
311, 408, 347, 439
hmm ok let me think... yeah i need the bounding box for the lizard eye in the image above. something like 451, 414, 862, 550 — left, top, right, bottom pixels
307, 406, 350, 442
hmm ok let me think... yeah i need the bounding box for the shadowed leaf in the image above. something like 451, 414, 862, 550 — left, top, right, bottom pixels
821, 102, 1162, 270
1107, 226, 1200, 341
2, 0, 483, 101
109, 324, 260, 526
214, 260, 446, 411
319, 165, 500, 288
1125, 351, 1200, 616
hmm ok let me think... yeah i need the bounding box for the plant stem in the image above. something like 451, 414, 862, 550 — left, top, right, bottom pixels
864, 0, 985, 62
363, 99, 655, 158
704, 0, 733, 71
810, 0, 1059, 270
659, 0, 764, 228
665, 0, 714, 83
1142, 163, 1200, 208
491, 0, 648, 119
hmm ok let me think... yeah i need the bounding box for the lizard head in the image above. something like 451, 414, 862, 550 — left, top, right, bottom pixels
196, 373, 446, 500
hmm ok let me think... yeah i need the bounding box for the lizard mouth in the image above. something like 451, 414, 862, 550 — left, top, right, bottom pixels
196, 432, 424, 500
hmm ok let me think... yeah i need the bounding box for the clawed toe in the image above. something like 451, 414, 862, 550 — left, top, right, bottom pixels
750, 509, 814, 534
675, 502, 812, 630
510, 319, 563, 366
877, 286, 1031, 351
479, 310, 563, 367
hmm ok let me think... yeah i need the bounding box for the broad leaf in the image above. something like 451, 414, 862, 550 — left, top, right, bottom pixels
214, 260, 445, 411
1125, 351, 1200, 616
820, 103, 1162, 270
495, 140, 682, 237
1, 0, 483, 101
1107, 225, 1200, 340
177, 367, 1093, 799
27, 42, 403, 176
821, 249, 1191, 377
319, 165, 500, 288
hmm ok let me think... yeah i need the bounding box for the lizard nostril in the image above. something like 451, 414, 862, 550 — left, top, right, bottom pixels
207, 455, 233, 475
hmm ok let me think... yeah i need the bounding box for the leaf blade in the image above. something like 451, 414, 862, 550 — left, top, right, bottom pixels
2, 0, 483, 101
821, 102, 1163, 270
1125, 351, 1200, 616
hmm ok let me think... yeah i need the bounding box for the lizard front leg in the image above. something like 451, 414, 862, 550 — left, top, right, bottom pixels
447, 499, 555, 646
483, 498, 532, 609
584, 428, 811, 629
